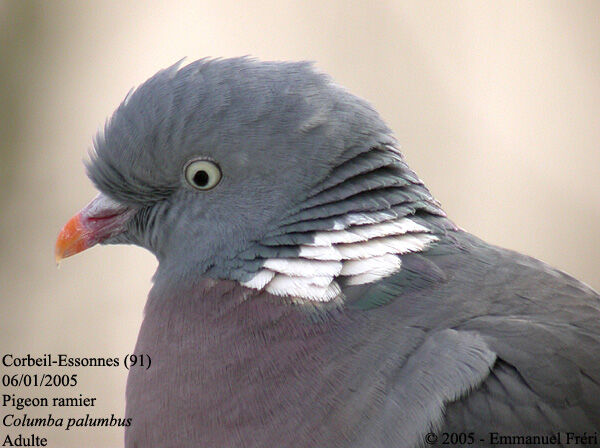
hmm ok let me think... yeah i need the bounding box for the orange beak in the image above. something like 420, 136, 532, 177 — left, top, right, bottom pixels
55, 193, 135, 263
55, 213, 91, 262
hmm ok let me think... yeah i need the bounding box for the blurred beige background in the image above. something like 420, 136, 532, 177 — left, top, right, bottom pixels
0, 1, 598, 446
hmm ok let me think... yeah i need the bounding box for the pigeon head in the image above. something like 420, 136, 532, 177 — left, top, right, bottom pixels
56, 57, 446, 301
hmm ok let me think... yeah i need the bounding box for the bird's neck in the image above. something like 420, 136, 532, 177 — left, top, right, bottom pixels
209, 145, 454, 302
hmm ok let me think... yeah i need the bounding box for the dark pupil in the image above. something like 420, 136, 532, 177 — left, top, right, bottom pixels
193, 170, 210, 187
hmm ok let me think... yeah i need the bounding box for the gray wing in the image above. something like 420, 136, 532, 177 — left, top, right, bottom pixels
444, 240, 600, 440
349, 329, 496, 448
346, 232, 600, 447
444, 288, 600, 441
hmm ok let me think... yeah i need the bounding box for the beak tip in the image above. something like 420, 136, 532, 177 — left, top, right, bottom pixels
55, 212, 86, 263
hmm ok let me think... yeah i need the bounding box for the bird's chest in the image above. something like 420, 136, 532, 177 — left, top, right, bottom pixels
123, 289, 363, 447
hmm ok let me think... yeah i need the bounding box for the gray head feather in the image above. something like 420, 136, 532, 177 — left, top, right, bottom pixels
86, 57, 445, 295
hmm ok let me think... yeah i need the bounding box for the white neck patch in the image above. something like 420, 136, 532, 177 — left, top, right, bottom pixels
240, 217, 437, 302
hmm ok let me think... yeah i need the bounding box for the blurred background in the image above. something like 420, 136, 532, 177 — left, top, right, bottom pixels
1, 1, 598, 446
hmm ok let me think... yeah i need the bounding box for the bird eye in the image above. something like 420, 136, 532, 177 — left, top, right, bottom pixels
184, 159, 222, 190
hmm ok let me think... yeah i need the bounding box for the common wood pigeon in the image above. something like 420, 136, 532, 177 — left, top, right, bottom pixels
56, 58, 600, 447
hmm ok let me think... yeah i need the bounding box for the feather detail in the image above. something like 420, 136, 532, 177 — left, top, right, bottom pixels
340, 255, 402, 276
263, 259, 343, 277
266, 276, 341, 302
240, 269, 276, 290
